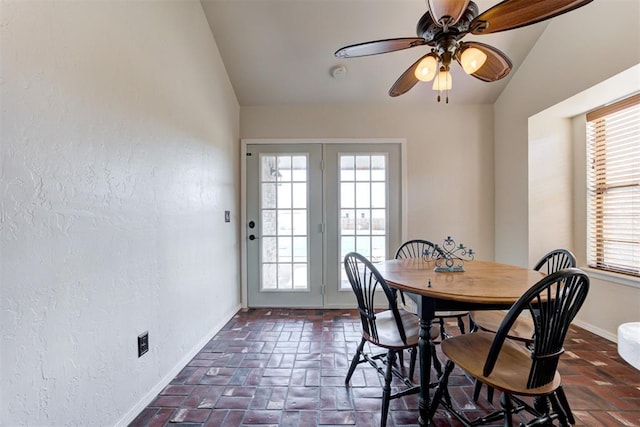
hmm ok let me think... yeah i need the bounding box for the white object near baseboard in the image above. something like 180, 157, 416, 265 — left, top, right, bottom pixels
618, 322, 640, 371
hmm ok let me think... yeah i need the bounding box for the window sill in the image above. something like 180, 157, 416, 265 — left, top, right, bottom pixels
580, 266, 640, 289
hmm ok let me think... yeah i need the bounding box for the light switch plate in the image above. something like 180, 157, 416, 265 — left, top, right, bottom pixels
138, 332, 149, 357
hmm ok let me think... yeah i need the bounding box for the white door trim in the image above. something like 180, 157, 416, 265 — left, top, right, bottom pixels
240, 138, 407, 308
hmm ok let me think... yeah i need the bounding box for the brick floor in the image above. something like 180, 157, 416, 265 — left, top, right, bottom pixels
130, 309, 640, 426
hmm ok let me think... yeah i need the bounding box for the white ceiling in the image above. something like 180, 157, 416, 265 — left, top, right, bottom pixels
201, 0, 548, 107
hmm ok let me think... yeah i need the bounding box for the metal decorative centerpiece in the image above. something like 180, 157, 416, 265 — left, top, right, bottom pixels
432, 236, 474, 272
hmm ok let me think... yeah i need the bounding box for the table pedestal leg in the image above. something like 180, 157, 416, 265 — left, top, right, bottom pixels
418, 297, 435, 426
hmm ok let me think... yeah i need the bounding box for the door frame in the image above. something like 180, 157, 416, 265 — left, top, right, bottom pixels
240, 138, 408, 308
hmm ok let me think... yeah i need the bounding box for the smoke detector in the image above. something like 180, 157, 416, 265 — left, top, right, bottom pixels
330, 65, 347, 79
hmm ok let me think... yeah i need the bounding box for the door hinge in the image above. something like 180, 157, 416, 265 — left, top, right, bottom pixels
321, 284, 325, 295
320, 160, 325, 171
319, 223, 324, 233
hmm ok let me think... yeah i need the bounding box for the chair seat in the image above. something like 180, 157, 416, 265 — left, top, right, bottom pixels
471, 310, 534, 342
435, 310, 468, 318
364, 309, 439, 349
442, 331, 561, 396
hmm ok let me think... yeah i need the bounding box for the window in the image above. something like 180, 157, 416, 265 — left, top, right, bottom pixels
586, 93, 640, 277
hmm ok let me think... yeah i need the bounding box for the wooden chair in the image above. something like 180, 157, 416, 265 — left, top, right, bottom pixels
343, 252, 439, 427
395, 239, 469, 340
427, 268, 590, 427
470, 249, 577, 403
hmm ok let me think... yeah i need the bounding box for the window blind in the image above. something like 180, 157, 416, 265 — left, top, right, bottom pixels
586, 93, 640, 277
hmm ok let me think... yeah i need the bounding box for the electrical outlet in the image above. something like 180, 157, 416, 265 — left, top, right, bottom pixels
138, 332, 149, 357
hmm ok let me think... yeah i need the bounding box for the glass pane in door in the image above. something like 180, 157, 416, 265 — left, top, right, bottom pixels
260, 154, 309, 290
339, 154, 387, 289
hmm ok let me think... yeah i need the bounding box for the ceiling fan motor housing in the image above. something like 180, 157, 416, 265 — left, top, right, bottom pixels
417, 1, 479, 43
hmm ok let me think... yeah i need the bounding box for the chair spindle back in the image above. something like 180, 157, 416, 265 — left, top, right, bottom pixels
483, 268, 589, 389
344, 252, 408, 346
395, 239, 441, 261
533, 248, 576, 274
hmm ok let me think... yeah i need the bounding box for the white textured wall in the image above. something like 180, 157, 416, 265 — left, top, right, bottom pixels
241, 104, 495, 259
1, 1, 240, 425
527, 116, 573, 265
494, 0, 640, 267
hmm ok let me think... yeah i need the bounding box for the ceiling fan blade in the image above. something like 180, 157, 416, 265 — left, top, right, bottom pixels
388, 54, 433, 97
335, 37, 427, 58
470, 0, 593, 35
457, 42, 512, 82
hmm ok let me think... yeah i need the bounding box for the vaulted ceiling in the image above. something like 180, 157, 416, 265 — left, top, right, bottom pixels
201, 0, 548, 106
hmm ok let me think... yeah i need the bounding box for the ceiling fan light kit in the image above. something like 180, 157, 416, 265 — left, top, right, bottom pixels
459, 46, 487, 74
334, 0, 593, 103
433, 70, 452, 91
414, 54, 438, 82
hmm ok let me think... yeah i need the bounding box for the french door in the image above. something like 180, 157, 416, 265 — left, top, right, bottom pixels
323, 144, 402, 307
245, 142, 402, 308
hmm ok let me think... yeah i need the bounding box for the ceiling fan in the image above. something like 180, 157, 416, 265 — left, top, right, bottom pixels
335, 0, 593, 103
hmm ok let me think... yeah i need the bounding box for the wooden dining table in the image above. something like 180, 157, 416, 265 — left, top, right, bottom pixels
374, 258, 545, 426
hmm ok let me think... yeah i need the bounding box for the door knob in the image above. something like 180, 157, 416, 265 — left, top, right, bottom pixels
249, 235, 257, 240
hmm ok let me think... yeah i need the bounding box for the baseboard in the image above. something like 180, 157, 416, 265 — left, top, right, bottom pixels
573, 319, 617, 343
322, 304, 357, 309
114, 303, 242, 427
